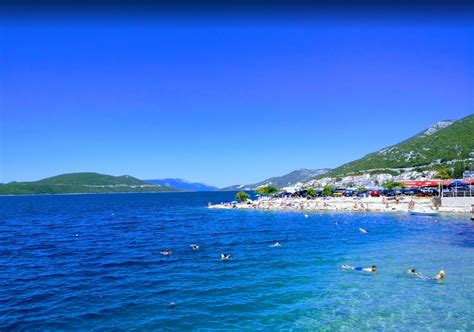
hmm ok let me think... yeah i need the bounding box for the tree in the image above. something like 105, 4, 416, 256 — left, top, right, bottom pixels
235, 191, 250, 202
306, 188, 316, 197
256, 185, 279, 195
383, 182, 403, 190
357, 187, 367, 192
452, 162, 465, 179
434, 166, 450, 180
322, 185, 333, 197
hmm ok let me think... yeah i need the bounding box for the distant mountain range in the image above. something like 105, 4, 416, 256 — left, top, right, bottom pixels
220, 168, 331, 191
2, 115, 472, 195
321, 114, 474, 178
0, 172, 176, 195
144, 178, 217, 191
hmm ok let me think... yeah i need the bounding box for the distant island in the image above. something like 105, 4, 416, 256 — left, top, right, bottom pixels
0, 172, 177, 195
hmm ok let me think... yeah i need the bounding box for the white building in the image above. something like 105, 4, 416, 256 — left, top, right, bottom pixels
463, 170, 474, 179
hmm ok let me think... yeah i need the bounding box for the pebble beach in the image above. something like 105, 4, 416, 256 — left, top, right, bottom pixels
209, 195, 471, 214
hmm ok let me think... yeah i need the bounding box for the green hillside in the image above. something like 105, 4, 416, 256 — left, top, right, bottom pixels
221, 168, 331, 191
323, 114, 474, 178
0, 172, 177, 195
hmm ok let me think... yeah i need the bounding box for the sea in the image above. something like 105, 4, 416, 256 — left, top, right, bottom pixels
1, 192, 473, 331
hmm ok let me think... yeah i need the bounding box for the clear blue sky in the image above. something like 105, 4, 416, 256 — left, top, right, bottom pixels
1, 13, 473, 187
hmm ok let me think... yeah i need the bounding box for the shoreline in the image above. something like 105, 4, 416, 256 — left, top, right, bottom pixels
209, 196, 472, 215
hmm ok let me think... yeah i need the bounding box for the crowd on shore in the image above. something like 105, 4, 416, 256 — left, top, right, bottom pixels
209, 195, 469, 214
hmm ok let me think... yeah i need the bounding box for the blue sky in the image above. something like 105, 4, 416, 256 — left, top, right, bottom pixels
1, 14, 473, 187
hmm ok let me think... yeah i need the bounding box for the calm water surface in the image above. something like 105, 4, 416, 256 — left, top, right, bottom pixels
1, 192, 474, 331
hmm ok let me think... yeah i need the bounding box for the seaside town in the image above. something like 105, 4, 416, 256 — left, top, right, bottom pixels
210, 169, 474, 215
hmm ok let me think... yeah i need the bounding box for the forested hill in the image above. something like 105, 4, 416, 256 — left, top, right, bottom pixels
0, 172, 177, 195
321, 114, 474, 178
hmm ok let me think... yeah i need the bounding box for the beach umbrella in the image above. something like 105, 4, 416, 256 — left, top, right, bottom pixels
449, 180, 467, 186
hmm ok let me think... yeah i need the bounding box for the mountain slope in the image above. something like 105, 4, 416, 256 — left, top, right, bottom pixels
221, 168, 331, 191
0, 172, 177, 195
145, 178, 217, 191
323, 114, 474, 178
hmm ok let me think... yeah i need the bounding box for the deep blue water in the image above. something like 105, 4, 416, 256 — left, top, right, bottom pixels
1, 192, 474, 331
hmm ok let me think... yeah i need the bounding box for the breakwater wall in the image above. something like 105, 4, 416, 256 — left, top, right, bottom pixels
441, 197, 474, 208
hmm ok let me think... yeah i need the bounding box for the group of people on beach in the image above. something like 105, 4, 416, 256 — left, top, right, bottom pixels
342, 264, 446, 281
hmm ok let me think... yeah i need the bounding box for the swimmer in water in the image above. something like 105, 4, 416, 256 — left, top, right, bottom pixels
407, 268, 424, 278
160, 249, 172, 256
408, 268, 445, 281
359, 228, 368, 233
190, 244, 200, 251
342, 264, 377, 272
168, 302, 176, 309
270, 241, 282, 247
221, 253, 231, 261
435, 270, 446, 281
304, 214, 309, 218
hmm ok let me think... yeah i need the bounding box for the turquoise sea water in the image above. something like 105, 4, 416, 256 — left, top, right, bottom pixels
1, 192, 474, 330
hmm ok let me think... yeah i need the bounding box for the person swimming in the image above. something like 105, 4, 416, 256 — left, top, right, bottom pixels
407, 268, 445, 281
435, 270, 446, 281
270, 241, 282, 247
342, 264, 377, 272
160, 250, 172, 256
359, 228, 368, 233
221, 253, 231, 261
407, 268, 424, 278
304, 214, 309, 218
190, 244, 200, 251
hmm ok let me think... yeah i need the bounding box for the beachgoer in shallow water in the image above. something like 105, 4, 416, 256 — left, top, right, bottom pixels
359, 228, 368, 233
168, 302, 176, 309
191, 244, 200, 250
160, 249, 172, 256
342, 264, 377, 272
221, 253, 231, 261
270, 241, 281, 247
435, 270, 446, 281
